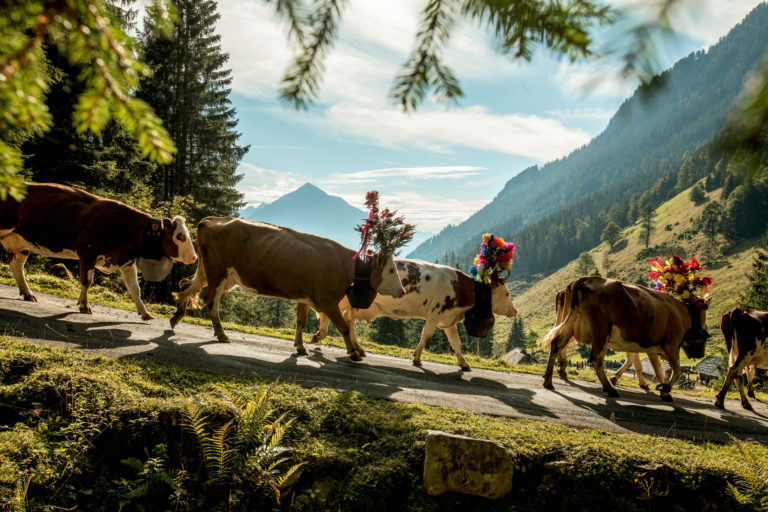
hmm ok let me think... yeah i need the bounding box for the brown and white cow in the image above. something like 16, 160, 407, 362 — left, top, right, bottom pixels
0, 183, 197, 319
169, 217, 405, 361
311, 259, 518, 371
552, 287, 666, 390
714, 308, 768, 410
543, 276, 710, 401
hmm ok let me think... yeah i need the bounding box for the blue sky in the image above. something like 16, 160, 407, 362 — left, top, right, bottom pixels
216, 0, 763, 236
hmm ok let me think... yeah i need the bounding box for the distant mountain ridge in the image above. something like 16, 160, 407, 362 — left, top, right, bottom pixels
239, 183, 367, 249
239, 183, 432, 252
409, 3, 768, 266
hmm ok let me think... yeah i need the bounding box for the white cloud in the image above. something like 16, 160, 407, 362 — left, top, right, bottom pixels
238, 163, 306, 207
332, 189, 489, 233
325, 166, 486, 184
322, 104, 592, 161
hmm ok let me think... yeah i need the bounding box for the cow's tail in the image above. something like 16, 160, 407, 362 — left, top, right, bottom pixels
720, 309, 734, 355
170, 250, 207, 328
542, 282, 577, 353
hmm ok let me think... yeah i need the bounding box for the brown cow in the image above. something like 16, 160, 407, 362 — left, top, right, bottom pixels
543, 276, 710, 401
0, 183, 197, 319
714, 308, 768, 410
170, 217, 405, 361
553, 287, 666, 389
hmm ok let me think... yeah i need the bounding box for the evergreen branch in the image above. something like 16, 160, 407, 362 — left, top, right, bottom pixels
391, 0, 460, 111
273, 0, 308, 47
279, 0, 347, 109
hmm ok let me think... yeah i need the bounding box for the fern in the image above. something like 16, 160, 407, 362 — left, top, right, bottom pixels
728, 434, 768, 511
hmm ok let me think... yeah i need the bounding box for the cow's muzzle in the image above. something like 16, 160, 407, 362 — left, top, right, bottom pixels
682, 339, 707, 359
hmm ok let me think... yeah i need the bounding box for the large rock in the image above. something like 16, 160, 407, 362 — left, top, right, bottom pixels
423, 430, 514, 499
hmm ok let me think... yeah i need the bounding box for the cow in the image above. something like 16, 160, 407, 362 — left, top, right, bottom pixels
542, 276, 710, 401
310, 259, 518, 371
0, 182, 197, 320
551, 287, 664, 389
169, 217, 405, 361
714, 308, 768, 410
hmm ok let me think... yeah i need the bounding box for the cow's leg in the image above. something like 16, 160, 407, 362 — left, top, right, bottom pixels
631, 354, 651, 390
444, 324, 470, 371
656, 353, 681, 402
412, 318, 439, 368
610, 354, 633, 387
77, 260, 95, 314
120, 264, 153, 321
715, 361, 747, 410
557, 344, 569, 380
590, 344, 620, 398
746, 365, 757, 399
203, 273, 230, 344
294, 303, 309, 356
735, 373, 753, 411
543, 329, 572, 390
311, 311, 330, 343
322, 306, 361, 361
345, 310, 365, 357
7, 250, 36, 302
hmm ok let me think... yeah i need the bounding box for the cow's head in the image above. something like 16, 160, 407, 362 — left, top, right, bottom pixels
369, 252, 405, 298
682, 296, 711, 358
161, 216, 197, 264
489, 273, 517, 317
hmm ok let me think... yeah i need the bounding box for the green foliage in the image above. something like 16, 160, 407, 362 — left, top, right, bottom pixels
740, 230, 768, 309
688, 182, 706, 204
180, 384, 303, 505
639, 204, 657, 249
506, 317, 526, 351
727, 435, 768, 511
601, 221, 623, 252
577, 251, 597, 275
0, 0, 177, 198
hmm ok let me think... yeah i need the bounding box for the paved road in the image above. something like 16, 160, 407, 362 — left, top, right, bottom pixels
1, 284, 766, 443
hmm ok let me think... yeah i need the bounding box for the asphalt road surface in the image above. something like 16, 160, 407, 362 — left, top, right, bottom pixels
1, 284, 766, 443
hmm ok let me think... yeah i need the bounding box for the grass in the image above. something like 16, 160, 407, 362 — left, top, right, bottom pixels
0, 336, 763, 511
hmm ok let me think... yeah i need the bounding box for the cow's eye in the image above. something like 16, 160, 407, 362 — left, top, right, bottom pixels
176, 233, 187, 243
390, 269, 395, 273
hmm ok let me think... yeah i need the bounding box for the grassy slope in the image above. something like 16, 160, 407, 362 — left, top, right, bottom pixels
0, 337, 763, 511
495, 185, 755, 366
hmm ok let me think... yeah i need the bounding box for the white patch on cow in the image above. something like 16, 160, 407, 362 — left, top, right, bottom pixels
746, 336, 768, 368
172, 216, 198, 264
0, 233, 79, 259
606, 326, 665, 355
95, 255, 120, 274
491, 283, 517, 317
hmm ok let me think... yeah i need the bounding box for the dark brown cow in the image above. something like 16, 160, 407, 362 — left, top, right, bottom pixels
170, 217, 405, 361
553, 287, 666, 389
0, 183, 197, 319
715, 308, 768, 410
543, 276, 710, 401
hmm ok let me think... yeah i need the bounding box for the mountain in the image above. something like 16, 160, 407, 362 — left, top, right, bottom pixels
239, 183, 367, 249
409, 3, 768, 272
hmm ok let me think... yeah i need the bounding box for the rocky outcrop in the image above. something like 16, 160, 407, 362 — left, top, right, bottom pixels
423, 430, 514, 499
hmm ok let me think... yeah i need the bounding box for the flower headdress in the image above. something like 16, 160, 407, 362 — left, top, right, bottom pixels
648, 256, 713, 301
469, 233, 515, 284
354, 191, 415, 259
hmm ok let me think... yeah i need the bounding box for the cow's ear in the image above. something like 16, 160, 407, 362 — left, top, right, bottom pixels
162, 218, 174, 232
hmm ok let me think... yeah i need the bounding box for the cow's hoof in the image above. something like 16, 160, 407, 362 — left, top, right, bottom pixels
714, 399, 725, 410
349, 353, 362, 362
413, 360, 422, 367
79, 305, 92, 314
639, 382, 650, 390
543, 380, 555, 390
23, 294, 37, 302
748, 391, 756, 399
660, 394, 673, 402
216, 334, 230, 344
358, 349, 367, 357
460, 365, 471, 372
296, 347, 308, 356
609, 376, 618, 386
170, 312, 183, 329
141, 313, 154, 321
742, 400, 754, 411
604, 387, 620, 398
311, 334, 321, 343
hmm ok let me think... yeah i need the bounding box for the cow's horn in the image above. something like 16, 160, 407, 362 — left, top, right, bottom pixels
500, 270, 511, 283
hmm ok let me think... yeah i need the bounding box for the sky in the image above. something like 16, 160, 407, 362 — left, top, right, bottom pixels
216, 0, 764, 237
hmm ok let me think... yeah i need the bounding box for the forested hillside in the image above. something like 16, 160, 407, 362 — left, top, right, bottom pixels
409, 3, 768, 278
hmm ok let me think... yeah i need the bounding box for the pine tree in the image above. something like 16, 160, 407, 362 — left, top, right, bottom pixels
506, 317, 526, 351
140, 0, 247, 219
639, 204, 657, 249
741, 231, 768, 309
600, 221, 622, 252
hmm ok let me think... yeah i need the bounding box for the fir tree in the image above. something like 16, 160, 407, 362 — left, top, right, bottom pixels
741, 231, 768, 309
506, 317, 526, 351
140, 0, 247, 219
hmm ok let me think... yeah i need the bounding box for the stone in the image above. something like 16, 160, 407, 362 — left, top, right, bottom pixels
423, 430, 514, 499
